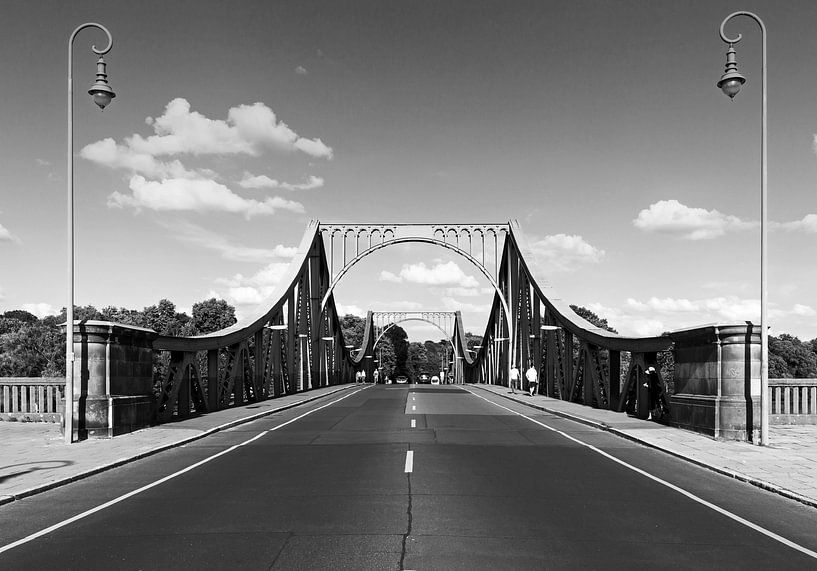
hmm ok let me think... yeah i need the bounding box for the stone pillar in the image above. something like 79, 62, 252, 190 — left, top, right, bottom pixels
668, 324, 760, 441
62, 320, 157, 439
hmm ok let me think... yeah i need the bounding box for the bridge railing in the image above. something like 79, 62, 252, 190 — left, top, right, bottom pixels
0, 377, 63, 422
770, 378, 817, 424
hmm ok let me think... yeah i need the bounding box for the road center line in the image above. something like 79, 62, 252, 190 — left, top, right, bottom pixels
404, 450, 414, 473
0, 386, 369, 556
412, 405, 416, 411
464, 388, 817, 560
411, 419, 416, 428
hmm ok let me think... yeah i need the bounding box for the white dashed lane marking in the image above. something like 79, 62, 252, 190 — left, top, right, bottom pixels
404, 451, 414, 473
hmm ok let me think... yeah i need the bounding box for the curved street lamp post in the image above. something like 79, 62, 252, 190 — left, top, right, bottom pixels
717, 11, 768, 445
65, 23, 115, 444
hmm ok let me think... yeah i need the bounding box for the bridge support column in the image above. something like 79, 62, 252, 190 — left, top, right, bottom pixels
61, 321, 157, 439
668, 324, 760, 442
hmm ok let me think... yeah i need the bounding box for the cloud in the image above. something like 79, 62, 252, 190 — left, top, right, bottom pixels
337, 303, 365, 317
778, 213, 817, 233
370, 300, 424, 311
239, 173, 325, 191
82, 98, 332, 217
295, 66, 308, 75
35, 158, 51, 166
633, 200, 755, 240
792, 304, 817, 317
214, 262, 293, 309
82, 138, 200, 179
378, 261, 479, 288
108, 175, 304, 219
124, 98, 333, 159
21, 303, 57, 318
0, 220, 20, 244
528, 234, 604, 272
164, 220, 298, 262
441, 297, 492, 314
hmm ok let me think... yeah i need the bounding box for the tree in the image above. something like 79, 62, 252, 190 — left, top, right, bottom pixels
340, 314, 366, 349
142, 299, 190, 336
569, 304, 618, 333
3, 310, 38, 323
0, 321, 64, 377
192, 298, 236, 334
768, 334, 817, 378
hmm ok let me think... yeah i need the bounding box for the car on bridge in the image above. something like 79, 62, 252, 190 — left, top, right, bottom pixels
396, 376, 408, 384
418, 374, 430, 384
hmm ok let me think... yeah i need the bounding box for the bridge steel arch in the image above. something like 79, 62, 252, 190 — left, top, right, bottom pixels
146, 218, 672, 425
372, 311, 458, 352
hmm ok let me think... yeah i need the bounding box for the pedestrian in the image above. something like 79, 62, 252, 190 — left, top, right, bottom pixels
373, 369, 379, 384
355, 370, 362, 384
510, 365, 520, 394
526, 364, 538, 396
361, 369, 367, 383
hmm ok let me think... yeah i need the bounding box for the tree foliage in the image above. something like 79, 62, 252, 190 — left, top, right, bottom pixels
0, 297, 237, 377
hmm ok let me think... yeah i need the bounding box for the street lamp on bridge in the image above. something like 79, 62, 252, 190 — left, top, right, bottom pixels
65, 23, 116, 444
717, 11, 769, 446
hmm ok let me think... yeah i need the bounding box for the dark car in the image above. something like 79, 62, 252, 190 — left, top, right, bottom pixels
418, 374, 430, 384
396, 376, 408, 384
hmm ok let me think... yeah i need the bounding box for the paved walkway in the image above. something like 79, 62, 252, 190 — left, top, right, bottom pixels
2, 382, 815, 509
0, 385, 356, 505
469, 383, 817, 508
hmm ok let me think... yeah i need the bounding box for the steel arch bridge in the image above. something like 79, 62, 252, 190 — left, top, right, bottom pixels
150, 219, 671, 422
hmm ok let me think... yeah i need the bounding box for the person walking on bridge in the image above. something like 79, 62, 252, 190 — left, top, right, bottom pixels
510, 365, 520, 394
526, 364, 538, 396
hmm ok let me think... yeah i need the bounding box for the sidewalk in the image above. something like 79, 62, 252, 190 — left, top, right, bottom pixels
470, 383, 817, 509
0, 384, 357, 506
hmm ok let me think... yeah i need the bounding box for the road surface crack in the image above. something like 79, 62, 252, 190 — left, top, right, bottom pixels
399, 446, 413, 570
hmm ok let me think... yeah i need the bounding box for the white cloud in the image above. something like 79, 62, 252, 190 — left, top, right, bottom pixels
633, 200, 755, 240
792, 304, 817, 317
0, 221, 20, 243
239, 173, 325, 191
165, 220, 298, 262
125, 98, 333, 159
370, 300, 424, 311
337, 303, 365, 317
108, 175, 304, 219
378, 261, 479, 287
441, 297, 492, 314
295, 66, 308, 75
626, 295, 758, 321
213, 261, 293, 310
82, 138, 200, 179
35, 158, 51, 166
82, 98, 332, 217
528, 233, 604, 272
778, 213, 817, 233
21, 303, 57, 318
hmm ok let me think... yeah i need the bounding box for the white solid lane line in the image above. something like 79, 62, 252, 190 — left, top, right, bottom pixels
404, 450, 414, 473
412, 405, 416, 411
464, 388, 817, 561
411, 419, 417, 428
0, 386, 370, 555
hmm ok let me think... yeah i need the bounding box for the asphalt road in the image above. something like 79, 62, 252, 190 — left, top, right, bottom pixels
1, 384, 816, 570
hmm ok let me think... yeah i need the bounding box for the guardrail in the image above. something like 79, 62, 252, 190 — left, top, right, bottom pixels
770, 378, 817, 425
0, 377, 63, 422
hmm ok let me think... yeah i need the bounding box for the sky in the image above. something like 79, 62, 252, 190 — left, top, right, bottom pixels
1, 0, 817, 344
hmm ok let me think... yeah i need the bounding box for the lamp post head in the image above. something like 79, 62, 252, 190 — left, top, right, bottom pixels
717, 45, 745, 99
88, 55, 115, 110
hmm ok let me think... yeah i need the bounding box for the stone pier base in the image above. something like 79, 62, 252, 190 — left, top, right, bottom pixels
668, 324, 760, 442
62, 321, 158, 440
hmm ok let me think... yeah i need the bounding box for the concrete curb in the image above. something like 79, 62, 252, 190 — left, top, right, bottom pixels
468, 384, 817, 510
0, 385, 356, 507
